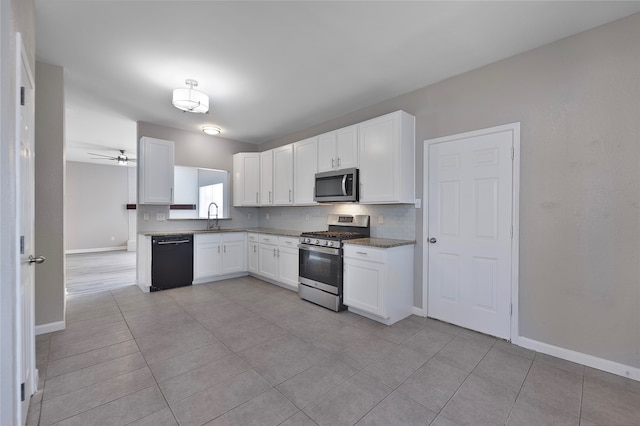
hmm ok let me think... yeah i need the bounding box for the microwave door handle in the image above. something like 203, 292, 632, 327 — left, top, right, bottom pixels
342, 175, 347, 196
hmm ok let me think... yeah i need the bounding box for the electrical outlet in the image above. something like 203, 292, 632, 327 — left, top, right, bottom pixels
266, 213, 269, 220
305, 214, 310, 221
378, 215, 384, 224
247, 213, 252, 220
156, 212, 166, 221
143, 213, 149, 221
110, 236, 115, 241
415, 198, 422, 209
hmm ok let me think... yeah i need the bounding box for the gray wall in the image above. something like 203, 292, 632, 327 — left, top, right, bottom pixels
34, 61, 66, 327
66, 161, 130, 251
262, 14, 640, 369
136, 122, 260, 233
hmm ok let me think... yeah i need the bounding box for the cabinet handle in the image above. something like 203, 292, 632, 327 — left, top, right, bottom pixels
356, 251, 367, 255
331, 158, 335, 168
218, 246, 221, 254
254, 245, 257, 253
273, 248, 276, 257
277, 248, 280, 257
289, 189, 292, 203
337, 157, 341, 167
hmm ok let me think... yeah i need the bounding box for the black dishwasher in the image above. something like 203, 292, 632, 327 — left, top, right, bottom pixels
151, 234, 194, 291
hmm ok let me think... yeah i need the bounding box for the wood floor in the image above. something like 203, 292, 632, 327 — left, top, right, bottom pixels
66, 250, 136, 296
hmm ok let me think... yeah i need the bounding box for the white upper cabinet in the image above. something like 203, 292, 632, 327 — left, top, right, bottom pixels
358, 111, 415, 204
317, 124, 358, 172
233, 152, 260, 206
273, 145, 294, 205
293, 137, 318, 205
138, 137, 175, 204
260, 150, 274, 205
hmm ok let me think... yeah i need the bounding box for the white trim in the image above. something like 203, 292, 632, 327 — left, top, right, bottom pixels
519, 336, 640, 382
35, 320, 65, 336
65, 246, 127, 254
422, 122, 521, 343
412, 306, 427, 317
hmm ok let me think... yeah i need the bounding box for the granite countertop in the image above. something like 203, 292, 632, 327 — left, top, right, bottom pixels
344, 237, 416, 248
141, 228, 248, 237
246, 228, 302, 238
141, 228, 301, 237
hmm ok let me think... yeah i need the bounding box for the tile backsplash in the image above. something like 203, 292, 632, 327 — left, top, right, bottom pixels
256, 204, 416, 240
138, 203, 416, 241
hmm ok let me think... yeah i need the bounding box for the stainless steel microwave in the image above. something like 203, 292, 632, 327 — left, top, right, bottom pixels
314, 168, 359, 203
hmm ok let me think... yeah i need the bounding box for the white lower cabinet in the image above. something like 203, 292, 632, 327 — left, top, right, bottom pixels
254, 234, 299, 290
247, 233, 259, 274
193, 232, 247, 284
343, 243, 414, 325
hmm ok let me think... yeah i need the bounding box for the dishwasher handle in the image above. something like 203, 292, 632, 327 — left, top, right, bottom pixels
155, 239, 191, 245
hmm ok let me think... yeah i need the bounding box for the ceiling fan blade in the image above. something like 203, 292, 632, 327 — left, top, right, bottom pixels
88, 152, 117, 159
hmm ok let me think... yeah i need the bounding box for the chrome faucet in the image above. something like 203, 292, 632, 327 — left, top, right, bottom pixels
207, 202, 219, 230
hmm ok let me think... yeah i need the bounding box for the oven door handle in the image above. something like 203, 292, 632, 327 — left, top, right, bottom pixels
298, 244, 340, 256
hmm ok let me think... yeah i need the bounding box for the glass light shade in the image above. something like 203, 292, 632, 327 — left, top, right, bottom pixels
202, 126, 221, 135
172, 88, 209, 113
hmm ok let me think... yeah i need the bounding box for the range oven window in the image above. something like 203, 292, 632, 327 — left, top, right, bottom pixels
299, 247, 341, 290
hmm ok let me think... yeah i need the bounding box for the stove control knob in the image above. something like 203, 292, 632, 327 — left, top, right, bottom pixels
315, 239, 320, 245
323, 241, 329, 246
305, 238, 311, 244
327, 241, 334, 247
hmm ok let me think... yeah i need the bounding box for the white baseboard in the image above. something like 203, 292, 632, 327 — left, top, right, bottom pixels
412, 306, 427, 317
66, 246, 127, 254
35, 320, 65, 335
518, 336, 640, 382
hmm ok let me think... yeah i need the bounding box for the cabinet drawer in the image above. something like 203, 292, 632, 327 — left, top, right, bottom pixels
278, 236, 298, 248
344, 245, 385, 263
247, 233, 259, 242
259, 234, 277, 245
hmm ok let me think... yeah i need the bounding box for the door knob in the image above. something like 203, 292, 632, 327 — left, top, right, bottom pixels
429, 238, 437, 244
28, 255, 45, 264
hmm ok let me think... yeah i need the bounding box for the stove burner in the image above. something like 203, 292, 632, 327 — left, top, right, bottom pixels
300, 230, 367, 241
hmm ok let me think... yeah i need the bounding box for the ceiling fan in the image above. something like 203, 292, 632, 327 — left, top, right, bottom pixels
88, 149, 136, 165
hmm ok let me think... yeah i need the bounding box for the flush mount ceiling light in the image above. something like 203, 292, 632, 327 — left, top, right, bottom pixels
202, 126, 221, 135
172, 79, 209, 113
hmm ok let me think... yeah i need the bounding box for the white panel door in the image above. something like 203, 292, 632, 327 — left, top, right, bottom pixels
273, 145, 293, 205
260, 150, 273, 205
17, 33, 36, 423
428, 128, 514, 339
293, 137, 318, 205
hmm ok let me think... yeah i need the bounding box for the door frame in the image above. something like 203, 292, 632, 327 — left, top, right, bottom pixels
422, 122, 521, 343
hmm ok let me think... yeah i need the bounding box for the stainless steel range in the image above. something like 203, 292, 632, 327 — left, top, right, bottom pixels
298, 214, 370, 311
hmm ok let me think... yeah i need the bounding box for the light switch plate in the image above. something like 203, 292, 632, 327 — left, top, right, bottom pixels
415, 198, 422, 209
378, 215, 384, 224
143, 213, 149, 221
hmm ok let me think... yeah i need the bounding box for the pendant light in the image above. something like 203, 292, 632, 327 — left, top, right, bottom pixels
172, 79, 209, 113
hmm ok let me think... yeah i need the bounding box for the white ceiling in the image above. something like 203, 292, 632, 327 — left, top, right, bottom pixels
35, 1, 640, 164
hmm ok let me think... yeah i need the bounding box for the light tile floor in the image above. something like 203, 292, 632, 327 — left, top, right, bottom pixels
29, 276, 640, 426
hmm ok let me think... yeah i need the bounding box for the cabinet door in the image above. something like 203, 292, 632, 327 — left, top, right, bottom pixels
358, 115, 396, 203
260, 150, 274, 205
317, 131, 337, 173
293, 137, 318, 205
138, 137, 175, 204
233, 153, 260, 206
194, 241, 222, 279
222, 240, 246, 274
247, 242, 259, 274
258, 243, 278, 280
335, 125, 358, 170
278, 246, 299, 289
344, 258, 385, 317
273, 145, 294, 205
